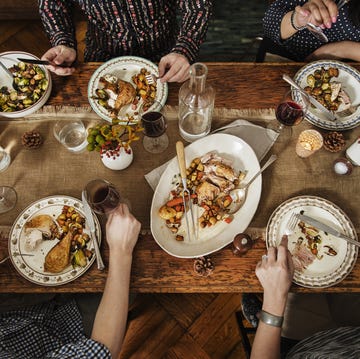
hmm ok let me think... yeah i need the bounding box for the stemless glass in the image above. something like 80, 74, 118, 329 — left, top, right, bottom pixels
0, 186, 17, 214
84, 179, 121, 215
269, 89, 309, 141
139, 100, 169, 154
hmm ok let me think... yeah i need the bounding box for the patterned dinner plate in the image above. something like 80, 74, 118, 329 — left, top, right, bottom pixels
266, 196, 358, 288
293, 60, 360, 130
8, 196, 101, 286
151, 134, 261, 258
88, 56, 168, 124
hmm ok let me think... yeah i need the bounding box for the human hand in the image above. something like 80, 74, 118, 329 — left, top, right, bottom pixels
294, 0, 339, 29
158, 53, 190, 83
41, 45, 77, 76
105, 203, 141, 257
255, 235, 294, 316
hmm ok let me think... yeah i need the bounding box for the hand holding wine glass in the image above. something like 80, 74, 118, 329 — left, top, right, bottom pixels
84, 179, 121, 215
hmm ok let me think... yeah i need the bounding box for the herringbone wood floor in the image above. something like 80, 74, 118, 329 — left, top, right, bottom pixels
0, 20, 255, 359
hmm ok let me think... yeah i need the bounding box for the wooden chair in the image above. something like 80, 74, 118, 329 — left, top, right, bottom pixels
235, 311, 257, 359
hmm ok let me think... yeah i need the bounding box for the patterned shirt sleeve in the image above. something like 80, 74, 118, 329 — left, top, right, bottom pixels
171, 0, 213, 63
38, 0, 77, 50
47, 338, 112, 359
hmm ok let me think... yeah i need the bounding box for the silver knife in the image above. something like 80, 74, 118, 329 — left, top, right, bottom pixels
282, 74, 337, 122
81, 191, 105, 270
17, 58, 68, 67
296, 213, 360, 247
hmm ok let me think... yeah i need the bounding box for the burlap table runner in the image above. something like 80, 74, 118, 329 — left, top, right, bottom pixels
1, 105, 358, 237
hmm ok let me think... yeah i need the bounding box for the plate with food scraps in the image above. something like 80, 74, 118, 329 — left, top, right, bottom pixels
88, 56, 168, 124
293, 60, 360, 130
151, 133, 261, 258
266, 195, 358, 288
8, 195, 101, 286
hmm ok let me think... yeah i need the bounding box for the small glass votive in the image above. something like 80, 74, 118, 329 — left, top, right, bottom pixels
295, 129, 323, 158
0, 146, 11, 172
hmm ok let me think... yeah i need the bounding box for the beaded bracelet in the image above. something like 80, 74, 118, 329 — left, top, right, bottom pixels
290, 10, 306, 31
259, 310, 284, 328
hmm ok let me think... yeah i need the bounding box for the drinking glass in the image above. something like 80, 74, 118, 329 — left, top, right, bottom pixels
84, 179, 121, 215
0, 146, 11, 172
0, 186, 17, 213
53, 119, 88, 153
269, 89, 309, 141
139, 100, 169, 154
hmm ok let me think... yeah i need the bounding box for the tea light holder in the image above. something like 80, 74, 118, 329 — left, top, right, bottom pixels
295, 129, 323, 158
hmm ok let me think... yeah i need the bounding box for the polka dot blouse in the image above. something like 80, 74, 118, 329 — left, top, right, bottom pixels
263, 0, 360, 61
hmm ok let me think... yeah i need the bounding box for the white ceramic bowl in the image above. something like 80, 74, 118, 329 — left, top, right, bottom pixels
0, 51, 52, 119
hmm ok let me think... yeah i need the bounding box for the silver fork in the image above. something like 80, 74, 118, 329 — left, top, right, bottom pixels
145, 73, 159, 85
285, 212, 298, 236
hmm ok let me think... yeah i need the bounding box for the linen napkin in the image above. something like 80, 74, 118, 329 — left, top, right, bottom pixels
144, 119, 278, 190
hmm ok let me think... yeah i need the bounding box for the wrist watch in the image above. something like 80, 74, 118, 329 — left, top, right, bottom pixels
290, 10, 306, 31
259, 310, 284, 327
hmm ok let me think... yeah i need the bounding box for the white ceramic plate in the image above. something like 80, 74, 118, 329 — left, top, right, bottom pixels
0, 51, 52, 119
266, 196, 358, 288
9, 196, 101, 286
88, 56, 168, 124
151, 134, 261, 258
293, 60, 360, 130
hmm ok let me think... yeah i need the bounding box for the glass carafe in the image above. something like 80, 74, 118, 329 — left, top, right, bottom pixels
178, 63, 215, 142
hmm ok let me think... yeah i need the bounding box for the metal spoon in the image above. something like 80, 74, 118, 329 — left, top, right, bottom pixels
0, 60, 18, 90
227, 154, 277, 214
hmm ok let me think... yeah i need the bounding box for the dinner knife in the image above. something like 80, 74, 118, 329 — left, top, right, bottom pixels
282, 74, 337, 122
296, 213, 360, 247
17, 58, 68, 67
81, 191, 105, 270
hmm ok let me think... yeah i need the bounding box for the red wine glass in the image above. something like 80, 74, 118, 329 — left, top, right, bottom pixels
139, 100, 169, 154
270, 89, 309, 140
84, 179, 121, 215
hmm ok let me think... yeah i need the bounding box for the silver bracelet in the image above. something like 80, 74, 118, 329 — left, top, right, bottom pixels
259, 310, 284, 327
290, 10, 306, 31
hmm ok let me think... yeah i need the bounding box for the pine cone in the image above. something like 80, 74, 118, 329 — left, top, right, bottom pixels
21, 131, 43, 149
323, 131, 345, 152
193, 256, 214, 277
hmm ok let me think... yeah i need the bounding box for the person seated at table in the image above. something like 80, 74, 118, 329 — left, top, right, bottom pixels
38, 0, 212, 83
250, 235, 360, 359
0, 203, 141, 359
262, 0, 360, 62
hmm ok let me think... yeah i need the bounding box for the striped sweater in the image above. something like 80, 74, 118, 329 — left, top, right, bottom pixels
39, 0, 212, 63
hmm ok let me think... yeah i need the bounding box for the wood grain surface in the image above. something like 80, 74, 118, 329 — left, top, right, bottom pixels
1, 62, 359, 294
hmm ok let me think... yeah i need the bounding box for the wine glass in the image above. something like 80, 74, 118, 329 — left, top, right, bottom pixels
269, 89, 309, 141
0, 186, 17, 214
305, 0, 349, 43
84, 179, 121, 215
139, 100, 169, 154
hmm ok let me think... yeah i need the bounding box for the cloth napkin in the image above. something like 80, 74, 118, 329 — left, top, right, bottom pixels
144, 119, 278, 190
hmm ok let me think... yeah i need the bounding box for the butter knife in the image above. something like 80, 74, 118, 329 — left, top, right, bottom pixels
282, 74, 337, 122
296, 213, 360, 247
81, 191, 105, 270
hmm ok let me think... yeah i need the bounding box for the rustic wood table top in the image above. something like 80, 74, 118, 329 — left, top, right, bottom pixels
0, 62, 359, 293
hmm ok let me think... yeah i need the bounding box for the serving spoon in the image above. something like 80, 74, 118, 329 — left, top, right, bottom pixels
227, 154, 277, 214
0, 60, 18, 90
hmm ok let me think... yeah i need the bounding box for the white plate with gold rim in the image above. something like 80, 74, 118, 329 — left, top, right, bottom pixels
9, 195, 101, 286
151, 134, 261, 258
266, 195, 358, 288
88, 56, 168, 124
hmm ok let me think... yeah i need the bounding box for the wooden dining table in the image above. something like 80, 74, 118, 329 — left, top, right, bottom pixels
0, 62, 359, 294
